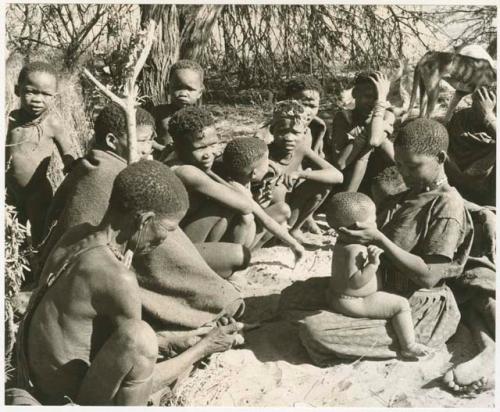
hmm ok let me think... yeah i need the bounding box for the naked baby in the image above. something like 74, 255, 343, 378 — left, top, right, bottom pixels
325, 191, 432, 359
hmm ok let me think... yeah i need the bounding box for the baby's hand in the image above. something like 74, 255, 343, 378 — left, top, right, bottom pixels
366, 245, 383, 266
283, 171, 301, 188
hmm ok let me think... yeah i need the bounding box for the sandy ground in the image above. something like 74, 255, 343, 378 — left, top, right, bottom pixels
171, 217, 495, 408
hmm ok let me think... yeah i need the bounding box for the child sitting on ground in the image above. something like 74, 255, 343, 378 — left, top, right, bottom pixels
219, 137, 295, 250
325, 191, 431, 359
284, 75, 327, 156
328, 71, 395, 194
166, 107, 304, 259
253, 100, 343, 242
151, 60, 204, 157
284, 75, 328, 234
6, 61, 75, 245
256, 75, 326, 157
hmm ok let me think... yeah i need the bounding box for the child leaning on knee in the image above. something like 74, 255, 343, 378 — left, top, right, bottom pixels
221, 137, 297, 251
325, 192, 432, 359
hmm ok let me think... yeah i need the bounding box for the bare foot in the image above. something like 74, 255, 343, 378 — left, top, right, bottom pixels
303, 217, 323, 234
442, 346, 495, 394
400, 342, 433, 359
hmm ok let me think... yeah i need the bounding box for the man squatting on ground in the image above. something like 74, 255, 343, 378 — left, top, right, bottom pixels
17, 160, 245, 406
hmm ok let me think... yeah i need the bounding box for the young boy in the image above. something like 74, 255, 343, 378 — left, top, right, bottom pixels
151, 60, 204, 156
328, 71, 395, 194
284, 75, 328, 233
6, 61, 75, 244
254, 100, 343, 242
219, 137, 293, 249
166, 107, 304, 258
255, 75, 325, 155
18, 160, 244, 406
326, 191, 431, 359
284, 75, 327, 156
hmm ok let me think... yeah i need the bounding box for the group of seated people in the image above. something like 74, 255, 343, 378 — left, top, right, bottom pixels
5, 57, 496, 405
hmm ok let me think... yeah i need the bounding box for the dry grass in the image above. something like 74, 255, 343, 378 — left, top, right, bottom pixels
4, 204, 31, 380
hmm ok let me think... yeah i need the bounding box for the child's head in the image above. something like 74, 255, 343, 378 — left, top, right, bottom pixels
352, 71, 378, 115
168, 106, 219, 171
223, 137, 269, 184
169, 60, 204, 109
326, 192, 377, 231
284, 76, 322, 124
16, 61, 58, 117
110, 160, 189, 253
271, 100, 309, 152
94, 103, 155, 160
394, 118, 448, 191
371, 166, 407, 207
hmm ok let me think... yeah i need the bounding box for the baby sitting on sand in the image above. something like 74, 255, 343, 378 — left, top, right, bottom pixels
325, 192, 431, 359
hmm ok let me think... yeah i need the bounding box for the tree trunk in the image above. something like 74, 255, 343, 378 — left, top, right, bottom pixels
139, 4, 180, 105
179, 5, 223, 61
139, 4, 222, 105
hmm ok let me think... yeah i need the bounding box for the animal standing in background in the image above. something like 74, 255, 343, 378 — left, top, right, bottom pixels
407, 45, 496, 122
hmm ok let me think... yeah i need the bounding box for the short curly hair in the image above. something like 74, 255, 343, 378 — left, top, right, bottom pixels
223, 137, 268, 179
170, 59, 204, 81
371, 165, 407, 205
353, 71, 376, 87
18, 61, 58, 85
94, 103, 155, 146
285, 75, 323, 97
395, 118, 449, 156
109, 160, 189, 217
326, 191, 376, 230
168, 106, 215, 144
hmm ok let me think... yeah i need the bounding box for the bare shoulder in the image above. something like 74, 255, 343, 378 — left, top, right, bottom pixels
174, 164, 209, 185
45, 114, 66, 138
79, 247, 139, 294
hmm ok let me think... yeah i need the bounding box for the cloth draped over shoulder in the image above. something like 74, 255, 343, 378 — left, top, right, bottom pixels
41, 149, 244, 330
279, 186, 494, 364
